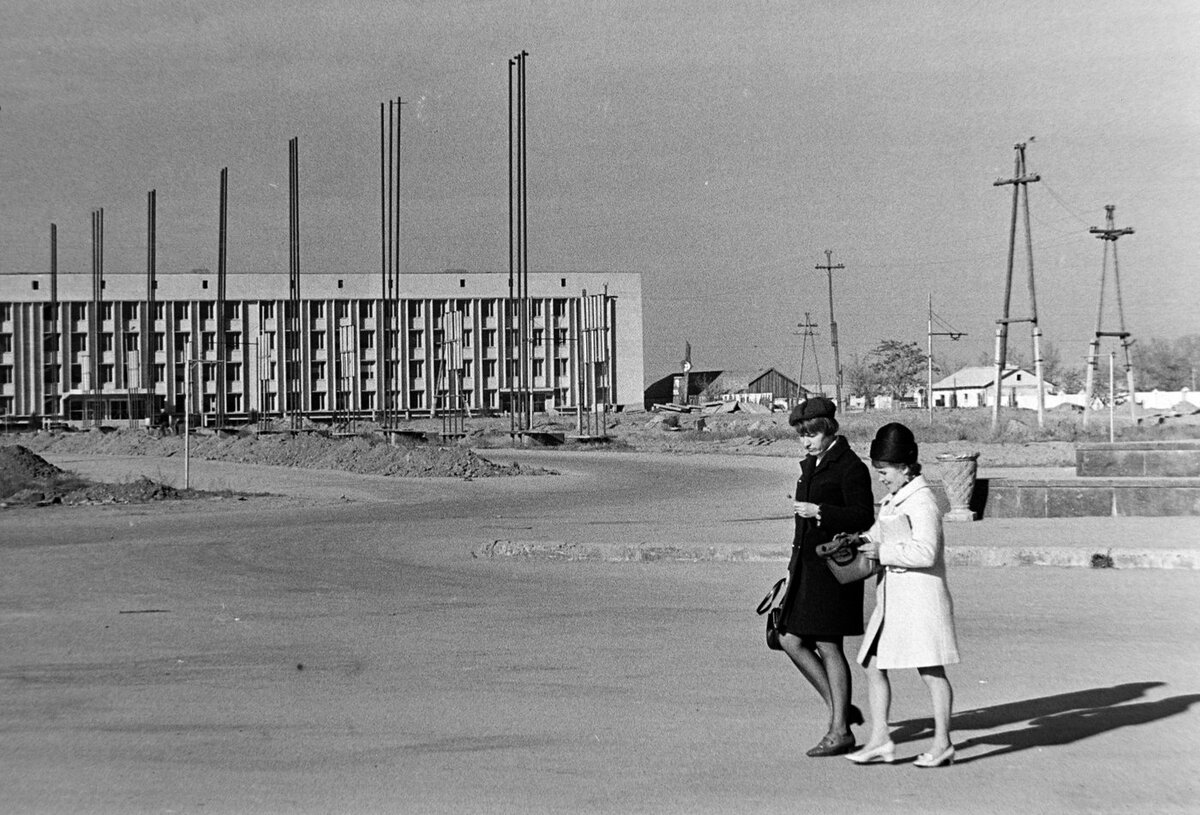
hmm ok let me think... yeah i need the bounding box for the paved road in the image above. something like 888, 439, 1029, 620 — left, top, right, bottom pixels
2, 451, 1198, 814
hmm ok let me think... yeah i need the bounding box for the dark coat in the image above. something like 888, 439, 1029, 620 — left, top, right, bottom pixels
778, 435, 876, 637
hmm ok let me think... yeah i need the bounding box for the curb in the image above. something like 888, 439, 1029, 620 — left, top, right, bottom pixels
471, 539, 1200, 570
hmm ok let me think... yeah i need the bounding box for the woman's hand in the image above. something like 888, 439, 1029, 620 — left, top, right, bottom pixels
856, 537, 880, 559
793, 501, 821, 519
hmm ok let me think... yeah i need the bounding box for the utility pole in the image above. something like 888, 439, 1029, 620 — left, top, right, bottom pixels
927, 294, 966, 425
815, 250, 844, 409
794, 313, 822, 400
991, 140, 1045, 431
1083, 205, 1136, 428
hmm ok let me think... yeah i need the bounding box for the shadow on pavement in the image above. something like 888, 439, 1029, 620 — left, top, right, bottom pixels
887, 681, 1200, 763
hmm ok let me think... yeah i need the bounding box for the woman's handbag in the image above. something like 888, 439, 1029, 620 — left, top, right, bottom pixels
816, 533, 881, 584
756, 577, 787, 651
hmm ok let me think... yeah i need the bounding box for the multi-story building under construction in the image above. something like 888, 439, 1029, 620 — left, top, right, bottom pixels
0, 269, 644, 427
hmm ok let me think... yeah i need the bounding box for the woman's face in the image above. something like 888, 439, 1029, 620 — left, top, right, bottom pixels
797, 429, 835, 458
873, 462, 911, 494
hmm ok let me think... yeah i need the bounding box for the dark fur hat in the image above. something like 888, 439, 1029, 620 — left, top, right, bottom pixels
869, 422, 919, 464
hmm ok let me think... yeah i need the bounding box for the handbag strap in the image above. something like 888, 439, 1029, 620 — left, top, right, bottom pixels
756, 577, 787, 615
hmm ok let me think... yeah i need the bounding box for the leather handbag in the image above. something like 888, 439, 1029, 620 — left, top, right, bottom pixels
756, 577, 787, 650
816, 533, 881, 584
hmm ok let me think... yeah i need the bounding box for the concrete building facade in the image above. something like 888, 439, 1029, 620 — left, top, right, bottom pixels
0, 269, 644, 425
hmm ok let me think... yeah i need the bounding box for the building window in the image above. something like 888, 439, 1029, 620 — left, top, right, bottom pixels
226, 332, 240, 350
101, 364, 115, 385
459, 279, 466, 288
360, 331, 375, 350
409, 330, 423, 349
102, 334, 115, 352
175, 303, 188, 321
336, 301, 349, 320
483, 360, 497, 378
359, 301, 374, 320
483, 329, 496, 349
533, 359, 544, 378
228, 302, 242, 320
482, 301, 495, 319
261, 303, 275, 320
102, 303, 114, 321
227, 363, 242, 382
560, 278, 567, 288
462, 328, 473, 348
154, 303, 165, 320
155, 364, 166, 383
531, 301, 543, 318
311, 332, 326, 352
410, 360, 424, 379
0, 335, 12, 354
31, 281, 40, 291
203, 332, 216, 353
311, 302, 325, 320
155, 333, 165, 352
531, 328, 544, 346
311, 392, 325, 410
0, 366, 12, 385
312, 361, 326, 381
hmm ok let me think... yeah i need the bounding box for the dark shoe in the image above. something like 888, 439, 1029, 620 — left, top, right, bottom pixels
806, 732, 856, 757
848, 704, 865, 727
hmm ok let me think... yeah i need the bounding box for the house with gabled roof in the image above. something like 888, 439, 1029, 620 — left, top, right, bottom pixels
930, 365, 1058, 409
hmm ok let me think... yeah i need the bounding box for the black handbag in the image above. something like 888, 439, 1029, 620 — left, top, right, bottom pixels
816, 533, 881, 584
756, 577, 787, 650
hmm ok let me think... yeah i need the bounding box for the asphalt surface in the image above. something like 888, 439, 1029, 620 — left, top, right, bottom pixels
2, 449, 1198, 814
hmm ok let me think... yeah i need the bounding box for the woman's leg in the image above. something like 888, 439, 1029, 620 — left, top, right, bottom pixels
812, 638, 852, 735
918, 666, 954, 751
862, 660, 892, 747
778, 633, 831, 708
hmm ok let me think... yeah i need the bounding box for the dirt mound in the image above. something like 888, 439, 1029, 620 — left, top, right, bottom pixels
0, 445, 64, 499
9, 429, 545, 480
0, 444, 194, 507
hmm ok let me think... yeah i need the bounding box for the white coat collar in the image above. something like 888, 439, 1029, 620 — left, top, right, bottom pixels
882, 474, 931, 507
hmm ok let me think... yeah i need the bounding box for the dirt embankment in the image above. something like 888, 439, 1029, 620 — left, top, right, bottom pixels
0, 444, 191, 507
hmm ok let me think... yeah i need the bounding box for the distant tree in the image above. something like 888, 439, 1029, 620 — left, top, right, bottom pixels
1136, 335, 1200, 390
867, 340, 929, 399
1042, 341, 1084, 393
844, 354, 883, 404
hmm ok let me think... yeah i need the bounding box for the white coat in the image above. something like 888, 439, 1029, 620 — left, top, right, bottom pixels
856, 475, 960, 670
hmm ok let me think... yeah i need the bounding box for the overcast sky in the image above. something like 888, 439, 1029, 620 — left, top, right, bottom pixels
3, 1, 1197, 383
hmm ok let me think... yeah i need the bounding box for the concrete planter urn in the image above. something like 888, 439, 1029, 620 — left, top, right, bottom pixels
936, 452, 980, 522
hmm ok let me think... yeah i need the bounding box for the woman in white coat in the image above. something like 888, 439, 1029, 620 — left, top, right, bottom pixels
846, 422, 960, 768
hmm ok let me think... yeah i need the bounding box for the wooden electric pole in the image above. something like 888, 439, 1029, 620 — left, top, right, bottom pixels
815, 250, 845, 409
991, 141, 1045, 431
1083, 204, 1137, 428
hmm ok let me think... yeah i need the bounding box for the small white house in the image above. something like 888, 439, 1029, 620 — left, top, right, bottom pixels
931, 366, 1058, 409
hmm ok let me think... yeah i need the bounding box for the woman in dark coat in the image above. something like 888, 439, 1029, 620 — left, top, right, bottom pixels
776, 396, 876, 757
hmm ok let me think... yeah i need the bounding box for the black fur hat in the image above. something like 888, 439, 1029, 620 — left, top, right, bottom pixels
869, 422, 919, 464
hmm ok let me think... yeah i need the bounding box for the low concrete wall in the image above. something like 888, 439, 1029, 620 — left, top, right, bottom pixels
982, 476, 1200, 518
1076, 441, 1200, 478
